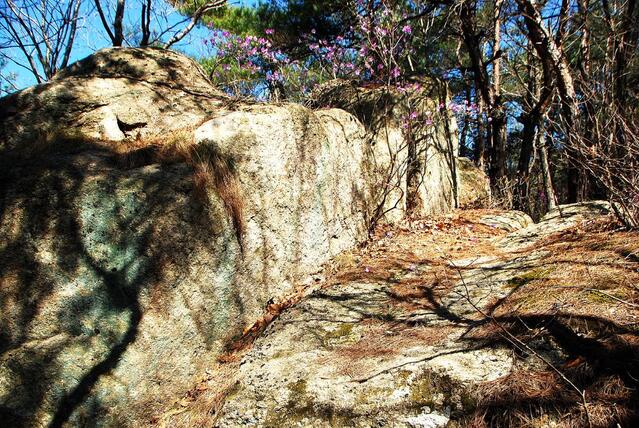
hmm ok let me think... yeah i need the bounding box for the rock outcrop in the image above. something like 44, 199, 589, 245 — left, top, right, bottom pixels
310, 79, 461, 218
0, 48, 466, 426
212, 203, 614, 428
456, 156, 490, 208
0, 48, 226, 150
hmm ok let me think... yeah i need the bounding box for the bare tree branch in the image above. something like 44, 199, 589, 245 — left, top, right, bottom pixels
0, 0, 82, 82
163, 0, 226, 49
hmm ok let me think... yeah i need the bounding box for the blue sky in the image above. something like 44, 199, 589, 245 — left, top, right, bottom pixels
1, 0, 260, 91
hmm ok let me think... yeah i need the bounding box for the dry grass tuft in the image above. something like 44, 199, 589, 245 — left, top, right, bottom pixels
153, 361, 241, 428
107, 130, 248, 249
190, 142, 246, 251
192, 162, 214, 202
466, 370, 638, 428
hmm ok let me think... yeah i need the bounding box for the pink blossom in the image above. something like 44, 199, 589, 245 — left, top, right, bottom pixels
402, 25, 412, 34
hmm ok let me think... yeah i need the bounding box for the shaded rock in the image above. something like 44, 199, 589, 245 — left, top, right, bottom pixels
456, 157, 490, 208
0, 156, 240, 427
478, 211, 534, 232
310, 79, 460, 218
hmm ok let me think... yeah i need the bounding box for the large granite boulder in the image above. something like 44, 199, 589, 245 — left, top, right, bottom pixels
0, 49, 460, 426
0, 47, 226, 151
0, 105, 375, 427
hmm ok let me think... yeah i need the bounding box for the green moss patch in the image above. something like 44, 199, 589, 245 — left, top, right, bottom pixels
321, 323, 358, 349
407, 370, 477, 416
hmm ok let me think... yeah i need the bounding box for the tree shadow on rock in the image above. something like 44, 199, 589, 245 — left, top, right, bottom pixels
0, 136, 242, 426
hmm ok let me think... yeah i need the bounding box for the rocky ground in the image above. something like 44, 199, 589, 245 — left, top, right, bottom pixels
161, 202, 639, 428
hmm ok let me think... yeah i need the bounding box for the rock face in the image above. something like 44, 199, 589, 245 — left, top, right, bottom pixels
0, 158, 239, 427
310, 79, 462, 218
215, 281, 513, 428
192, 105, 375, 316
0, 49, 463, 426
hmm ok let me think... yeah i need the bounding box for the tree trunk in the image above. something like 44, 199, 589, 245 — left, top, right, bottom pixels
94, 0, 126, 47
516, 45, 554, 210
474, 93, 486, 169
490, 0, 506, 183
614, 0, 637, 109
539, 123, 557, 210
114, 0, 126, 46
490, 110, 507, 186
406, 134, 421, 216
459, 82, 472, 157
515, 0, 582, 202
460, 0, 506, 189
516, 112, 536, 210
141, 0, 152, 46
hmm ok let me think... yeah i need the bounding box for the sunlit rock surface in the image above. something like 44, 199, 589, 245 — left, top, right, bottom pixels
310, 79, 463, 218
214, 203, 611, 427
0, 49, 463, 426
